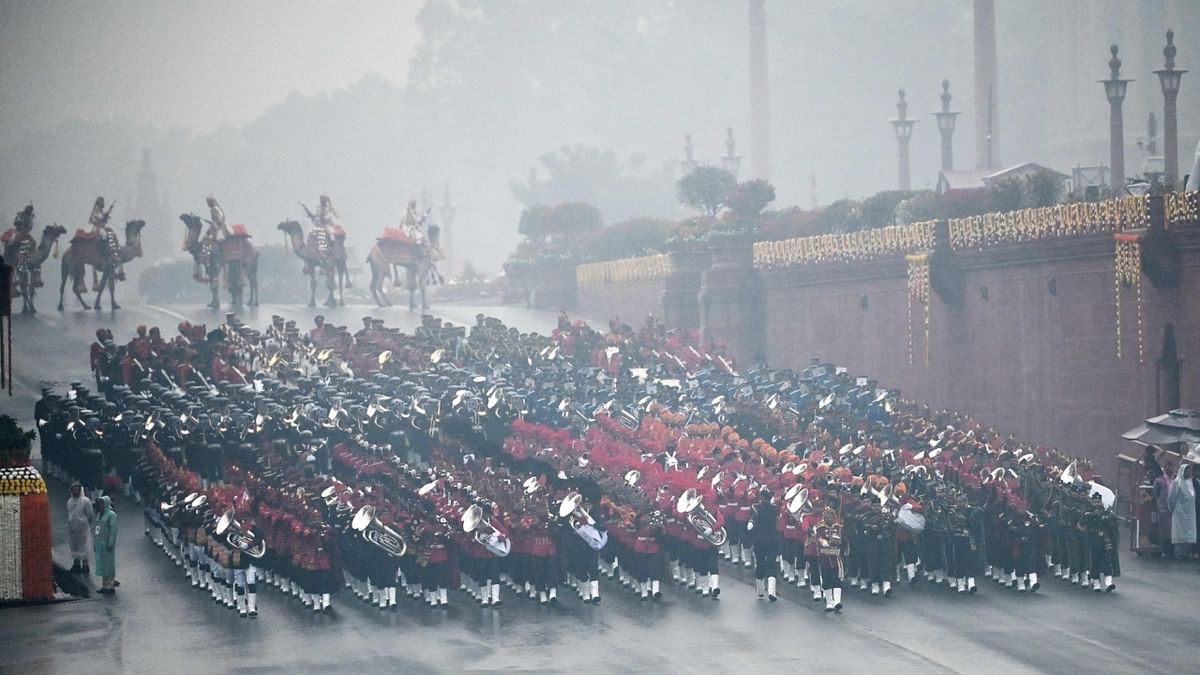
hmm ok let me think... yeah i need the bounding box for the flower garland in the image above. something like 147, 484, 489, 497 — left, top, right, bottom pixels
0, 466, 52, 601
576, 254, 672, 288
1114, 234, 1143, 362
1165, 191, 1200, 228
752, 220, 936, 269
906, 253, 930, 366
0, 466, 47, 495
949, 196, 1149, 250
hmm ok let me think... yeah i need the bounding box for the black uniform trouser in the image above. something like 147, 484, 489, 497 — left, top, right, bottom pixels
866, 535, 895, 583
753, 541, 780, 579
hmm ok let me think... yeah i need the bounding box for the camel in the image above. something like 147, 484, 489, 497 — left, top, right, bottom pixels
277, 220, 348, 307
58, 220, 146, 311
180, 214, 259, 309
366, 232, 432, 309
3, 224, 67, 314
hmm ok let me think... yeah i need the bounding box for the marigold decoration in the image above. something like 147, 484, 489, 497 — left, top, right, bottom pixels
1114, 233, 1143, 362
906, 253, 930, 366
949, 196, 1149, 250
753, 220, 936, 269
0, 466, 53, 602
576, 254, 672, 288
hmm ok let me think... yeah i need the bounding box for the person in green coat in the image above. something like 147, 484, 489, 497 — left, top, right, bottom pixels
94, 495, 119, 594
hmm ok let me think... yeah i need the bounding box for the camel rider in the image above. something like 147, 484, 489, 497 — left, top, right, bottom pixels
3, 205, 40, 287
88, 197, 125, 282
206, 196, 231, 239
316, 195, 338, 230
198, 197, 229, 284
400, 200, 425, 244
401, 200, 443, 283
300, 195, 336, 276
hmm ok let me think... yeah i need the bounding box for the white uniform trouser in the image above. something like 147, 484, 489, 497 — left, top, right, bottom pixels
235, 566, 258, 614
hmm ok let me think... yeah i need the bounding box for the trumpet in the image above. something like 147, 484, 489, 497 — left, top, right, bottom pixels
675, 488, 727, 546
351, 504, 408, 558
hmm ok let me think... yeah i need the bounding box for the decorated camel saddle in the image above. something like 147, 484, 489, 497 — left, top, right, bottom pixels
376, 227, 427, 262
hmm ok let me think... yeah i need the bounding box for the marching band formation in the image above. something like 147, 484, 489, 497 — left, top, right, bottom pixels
35, 311, 1121, 620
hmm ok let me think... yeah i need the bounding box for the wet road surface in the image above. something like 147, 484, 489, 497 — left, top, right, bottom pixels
1, 301, 1197, 674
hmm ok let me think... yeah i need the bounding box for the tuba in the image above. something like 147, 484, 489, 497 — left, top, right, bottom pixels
215, 508, 267, 559
675, 488, 727, 546
461, 504, 511, 557
352, 504, 408, 558
559, 492, 607, 551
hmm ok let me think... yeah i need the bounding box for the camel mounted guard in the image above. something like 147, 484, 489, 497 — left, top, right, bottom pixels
1, 205, 67, 314
180, 197, 259, 310
278, 195, 350, 307
366, 199, 443, 309
58, 197, 146, 311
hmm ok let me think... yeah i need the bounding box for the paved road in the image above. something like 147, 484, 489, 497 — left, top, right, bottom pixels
2, 301, 1197, 674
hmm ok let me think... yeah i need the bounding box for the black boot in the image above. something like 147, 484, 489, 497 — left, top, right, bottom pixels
70, 560, 82, 574
81, 561, 90, 575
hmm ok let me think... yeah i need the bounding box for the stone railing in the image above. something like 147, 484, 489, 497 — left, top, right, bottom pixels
752, 220, 936, 269
576, 254, 672, 288
947, 195, 1149, 250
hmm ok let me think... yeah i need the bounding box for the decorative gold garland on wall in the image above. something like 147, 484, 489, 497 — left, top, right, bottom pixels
949, 195, 1149, 250
576, 254, 672, 288
905, 253, 930, 366
1165, 191, 1200, 228
752, 220, 936, 269
1113, 234, 1143, 362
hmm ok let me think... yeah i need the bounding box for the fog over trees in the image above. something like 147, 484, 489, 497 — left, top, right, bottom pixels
1, 0, 1196, 273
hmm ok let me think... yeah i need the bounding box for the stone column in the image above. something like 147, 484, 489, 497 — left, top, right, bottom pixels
662, 245, 710, 332
698, 233, 765, 364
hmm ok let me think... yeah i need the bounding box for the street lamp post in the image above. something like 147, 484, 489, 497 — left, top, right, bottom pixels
721, 127, 742, 179
1101, 45, 1131, 191
932, 80, 960, 172
1154, 30, 1186, 187
890, 89, 916, 191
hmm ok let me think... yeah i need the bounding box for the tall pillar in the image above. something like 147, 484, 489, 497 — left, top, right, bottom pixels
1100, 45, 1131, 191
973, 0, 999, 169
748, 0, 770, 180
933, 80, 961, 172
1154, 30, 1186, 187
891, 90, 916, 191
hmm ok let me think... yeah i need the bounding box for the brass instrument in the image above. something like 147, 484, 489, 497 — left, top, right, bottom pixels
216, 508, 267, 558
461, 504, 511, 557
786, 487, 810, 517
559, 491, 607, 551
351, 504, 408, 558
1060, 460, 1079, 485
675, 487, 727, 546
522, 476, 541, 494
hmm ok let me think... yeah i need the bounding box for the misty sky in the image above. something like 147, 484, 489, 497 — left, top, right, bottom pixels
1, 0, 1196, 275
0, 0, 422, 136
